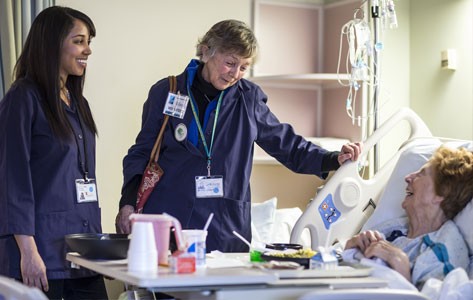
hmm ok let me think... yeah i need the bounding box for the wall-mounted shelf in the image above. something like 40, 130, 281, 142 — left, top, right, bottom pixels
250, 0, 364, 165
253, 156, 280, 165
254, 137, 350, 165
249, 0, 366, 208
250, 73, 350, 89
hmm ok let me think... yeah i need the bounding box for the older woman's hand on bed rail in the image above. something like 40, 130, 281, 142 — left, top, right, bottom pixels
337, 142, 363, 165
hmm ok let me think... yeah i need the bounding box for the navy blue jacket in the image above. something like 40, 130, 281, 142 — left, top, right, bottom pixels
0, 78, 101, 279
123, 60, 332, 252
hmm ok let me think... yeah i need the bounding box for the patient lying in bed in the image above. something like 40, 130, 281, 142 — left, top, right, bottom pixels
344, 146, 473, 289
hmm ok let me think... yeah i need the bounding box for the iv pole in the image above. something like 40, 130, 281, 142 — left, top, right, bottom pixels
369, 0, 397, 173
370, 0, 381, 173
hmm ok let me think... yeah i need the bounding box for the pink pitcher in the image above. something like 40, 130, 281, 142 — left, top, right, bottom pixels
129, 213, 186, 266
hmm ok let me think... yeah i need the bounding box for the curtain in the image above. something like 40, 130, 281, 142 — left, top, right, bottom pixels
0, 0, 55, 98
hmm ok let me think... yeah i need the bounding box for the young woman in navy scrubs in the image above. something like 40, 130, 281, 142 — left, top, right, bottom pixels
0, 6, 108, 300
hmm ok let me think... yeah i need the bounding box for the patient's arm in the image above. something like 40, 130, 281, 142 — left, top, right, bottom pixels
364, 239, 411, 282
344, 230, 384, 252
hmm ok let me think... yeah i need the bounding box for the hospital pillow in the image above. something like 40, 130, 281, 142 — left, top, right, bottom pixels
362, 138, 473, 259
251, 197, 277, 243
251, 197, 311, 247
362, 137, 442, 230
271, 207, 311, 247
455, 199, 473, 255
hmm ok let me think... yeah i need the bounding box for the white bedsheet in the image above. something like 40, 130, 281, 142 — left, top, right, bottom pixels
421, 268, 473, 300
344, 251, 473, 300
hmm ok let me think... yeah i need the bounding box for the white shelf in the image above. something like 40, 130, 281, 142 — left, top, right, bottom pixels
253, 137, 350, 165
253, 156, 280, 165
250, 73, 350, 89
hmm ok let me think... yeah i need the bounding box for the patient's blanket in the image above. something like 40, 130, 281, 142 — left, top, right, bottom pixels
422, 268, 473, 300
356, 258, 473, 300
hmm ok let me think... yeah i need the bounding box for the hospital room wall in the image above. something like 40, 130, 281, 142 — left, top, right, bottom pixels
409, 0, 473, 141
53, 0, 473, 234
375, 0, 473, 168
54, 0, 356, 233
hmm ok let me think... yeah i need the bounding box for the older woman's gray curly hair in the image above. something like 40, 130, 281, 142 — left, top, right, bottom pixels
196, 19, 258, 61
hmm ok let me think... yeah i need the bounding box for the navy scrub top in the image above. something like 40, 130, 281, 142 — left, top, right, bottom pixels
0, 78, 101, 279
123, 60, 331, 252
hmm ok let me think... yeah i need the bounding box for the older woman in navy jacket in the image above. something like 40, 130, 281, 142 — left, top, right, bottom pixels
116, 19, 362, 253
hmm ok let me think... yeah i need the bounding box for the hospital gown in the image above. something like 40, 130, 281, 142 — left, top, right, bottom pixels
373, 217, 469, 289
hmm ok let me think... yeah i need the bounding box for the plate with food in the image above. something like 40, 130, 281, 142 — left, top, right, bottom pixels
260, 248, 317, 269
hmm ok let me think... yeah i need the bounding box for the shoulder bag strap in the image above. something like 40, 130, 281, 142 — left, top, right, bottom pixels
148, 75, 177, 164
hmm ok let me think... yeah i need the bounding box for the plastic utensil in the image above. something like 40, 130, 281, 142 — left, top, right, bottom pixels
203, 213, 214, 231
232, 230, 266, 252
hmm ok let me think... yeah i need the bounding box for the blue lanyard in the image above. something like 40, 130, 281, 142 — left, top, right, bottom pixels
187, 83, 224, 176
66, 99, 90, 181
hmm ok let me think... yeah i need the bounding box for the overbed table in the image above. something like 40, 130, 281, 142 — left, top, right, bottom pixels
66, 252, 388, 300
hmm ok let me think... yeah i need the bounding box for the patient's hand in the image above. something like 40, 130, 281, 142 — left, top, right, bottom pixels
364, 239, 411, 282
345, 230, 384, 252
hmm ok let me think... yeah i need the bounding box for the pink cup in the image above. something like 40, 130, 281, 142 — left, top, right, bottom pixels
129, 213, 185, 266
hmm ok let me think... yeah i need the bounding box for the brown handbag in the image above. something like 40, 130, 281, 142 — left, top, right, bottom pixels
135, 76, 177, 213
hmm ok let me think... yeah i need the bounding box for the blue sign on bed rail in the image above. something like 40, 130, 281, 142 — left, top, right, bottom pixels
318, 194, 341, 230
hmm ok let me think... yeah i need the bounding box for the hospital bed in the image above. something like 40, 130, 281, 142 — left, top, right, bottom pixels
290, 107, 473, 300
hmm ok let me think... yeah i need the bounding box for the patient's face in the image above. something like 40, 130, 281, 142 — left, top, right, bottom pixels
402, 162, 441, 213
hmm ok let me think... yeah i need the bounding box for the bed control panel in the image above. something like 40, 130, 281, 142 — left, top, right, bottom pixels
318, 194, 341, 230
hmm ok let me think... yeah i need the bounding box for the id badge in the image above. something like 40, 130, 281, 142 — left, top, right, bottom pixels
75, 179, 98, 203
163, 92, 189, 119
195, 176, 224, 198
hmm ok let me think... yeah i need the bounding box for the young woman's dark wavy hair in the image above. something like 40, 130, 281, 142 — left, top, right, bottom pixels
13, 6, 97, 139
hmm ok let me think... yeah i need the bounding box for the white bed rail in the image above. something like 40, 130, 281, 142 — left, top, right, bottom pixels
290, 107, 432, 249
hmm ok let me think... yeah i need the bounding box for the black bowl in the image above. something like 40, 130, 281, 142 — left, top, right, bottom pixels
65, 233, 130, 260
265, 243, 303, 251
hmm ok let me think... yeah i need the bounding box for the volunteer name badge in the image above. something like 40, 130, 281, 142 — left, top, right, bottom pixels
163, 92, 189, 119
75, 179, 98, 203
195, 176, 224, 198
